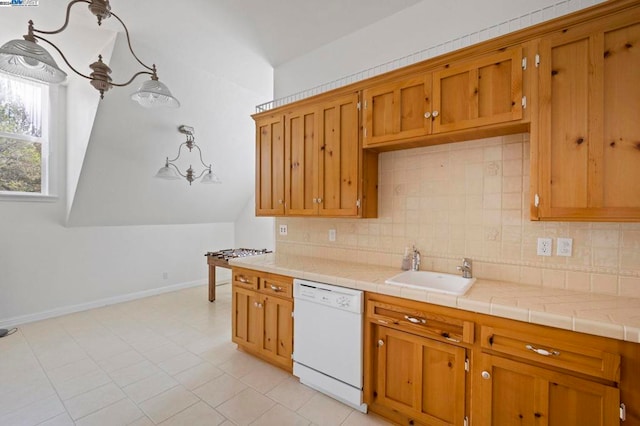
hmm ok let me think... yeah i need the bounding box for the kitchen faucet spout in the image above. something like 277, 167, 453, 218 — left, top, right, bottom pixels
411, 246, 421, 271
457, 258, 473, 279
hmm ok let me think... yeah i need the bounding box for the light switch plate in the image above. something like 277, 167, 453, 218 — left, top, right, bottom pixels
279, 224, 288, 236
328, 229, 336, 242
557, 237, 573, 257
537, 238, 552, 256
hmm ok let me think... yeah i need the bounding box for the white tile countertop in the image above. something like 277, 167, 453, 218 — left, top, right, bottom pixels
229, 253, 640, 344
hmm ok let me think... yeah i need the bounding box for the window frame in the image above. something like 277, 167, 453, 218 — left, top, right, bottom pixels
0, 73, 57, 202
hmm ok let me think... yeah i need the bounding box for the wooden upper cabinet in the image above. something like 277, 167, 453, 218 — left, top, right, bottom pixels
255, 114, 285, 216
362, 74, 432, 147
533, 10, 640, 220
285, 106, 318, 216
432, 47, 524, 133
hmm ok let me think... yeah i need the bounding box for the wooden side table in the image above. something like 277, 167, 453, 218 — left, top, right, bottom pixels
206, 256, 230, 302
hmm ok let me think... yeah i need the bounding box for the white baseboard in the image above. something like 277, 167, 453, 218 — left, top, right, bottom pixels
0, 279, 229, 329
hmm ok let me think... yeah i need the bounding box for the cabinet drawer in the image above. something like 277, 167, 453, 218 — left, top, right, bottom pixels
367, 300, 474, 344
232, 268, 260, 291
260, 274, 293, 299
481, 326, 620, 382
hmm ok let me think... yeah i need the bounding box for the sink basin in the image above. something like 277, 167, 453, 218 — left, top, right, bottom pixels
385, 270, 476, 296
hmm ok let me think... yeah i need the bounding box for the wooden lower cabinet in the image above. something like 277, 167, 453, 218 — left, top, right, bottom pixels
370, 325, 467, 426
231, 268, 293, 371
478, 354, 619, 426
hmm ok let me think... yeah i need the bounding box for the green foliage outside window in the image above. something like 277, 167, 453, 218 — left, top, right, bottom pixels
0, 79, 43, 193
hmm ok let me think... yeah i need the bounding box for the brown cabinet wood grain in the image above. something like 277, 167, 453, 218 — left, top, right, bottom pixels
231, 267, 293, 371
255, 114, 286, 216
532, 8, 640, 220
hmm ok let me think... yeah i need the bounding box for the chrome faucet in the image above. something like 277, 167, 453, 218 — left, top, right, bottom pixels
411, 246, 421, 271
457, 258, 473, 278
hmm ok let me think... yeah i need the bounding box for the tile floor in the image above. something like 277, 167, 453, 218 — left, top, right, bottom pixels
0, 284, 392, 425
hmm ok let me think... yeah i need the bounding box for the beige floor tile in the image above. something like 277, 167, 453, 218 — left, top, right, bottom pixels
251, 404, 311, 426
341, 410, 394, 425
138, 386, 199, 424
96, 349, 146, 373
0, 376, 56, 418
63, 383, 125, 420
55, 369, 112, 401
239, 360, 289, 394
266, 377, 317, 411
199, 342, 240, 365
173, 362, 224, 390
122, 372, 179, 404
0, 394, 65, 426
36, 343, 88, 371
47, 358, 99, 385
218, 351, 267, 378
109, 360, 161, 388
297, 393, 353, 426
159, 401, 226, 426
216, 388, 275, 426
193, 373, 247, 408
142, 342, 187, 364
37, 412, 75, 426
157, 351, 203, 376
75, 398, 143, 426
127, 416, 155, 426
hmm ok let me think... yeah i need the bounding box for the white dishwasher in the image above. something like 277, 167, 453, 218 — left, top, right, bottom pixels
293, 278, 367, 413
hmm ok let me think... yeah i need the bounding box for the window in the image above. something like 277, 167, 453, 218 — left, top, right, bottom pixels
0, 73, 51, 197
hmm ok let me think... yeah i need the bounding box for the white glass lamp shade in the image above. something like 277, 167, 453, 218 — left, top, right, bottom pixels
0, 38, 67, 83
131, 79, 180, 108
155, 164, 181, 180
200, 169, 222, 184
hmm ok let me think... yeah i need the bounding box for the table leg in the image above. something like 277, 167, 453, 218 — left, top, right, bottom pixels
209, 265, 216, 302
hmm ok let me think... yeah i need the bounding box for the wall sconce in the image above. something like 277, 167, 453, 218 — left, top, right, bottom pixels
0, 0, 180, 108
155, 125, 221, 185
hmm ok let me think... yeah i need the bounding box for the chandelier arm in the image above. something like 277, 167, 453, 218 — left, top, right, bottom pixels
30, 0, 89, 36
192, 144, 211, 169
109, 11, 154, 72
167, 142, 188, 163
193, 168, 209, 180
33, 34, 92, 80
110, 70, 155, 87
166, 162, 187, 178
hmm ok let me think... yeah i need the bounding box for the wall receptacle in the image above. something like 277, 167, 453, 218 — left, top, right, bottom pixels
537, 238, 552, 256
329, 229, 336, 242
279, 224, 288, 236
557, 237, 573, 257
162, 272, 168, 280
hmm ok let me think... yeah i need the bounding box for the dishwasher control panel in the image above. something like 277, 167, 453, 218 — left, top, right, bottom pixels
293, 279, 363, 314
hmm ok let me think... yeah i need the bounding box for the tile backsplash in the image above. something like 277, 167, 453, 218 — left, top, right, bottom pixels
276, 134, 640, 298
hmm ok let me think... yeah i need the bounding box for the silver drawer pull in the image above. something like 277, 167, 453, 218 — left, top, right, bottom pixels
238, 276, 249, 284
526, 344, 560, 357
269, 285, 283, 292
404, 315, 426, 324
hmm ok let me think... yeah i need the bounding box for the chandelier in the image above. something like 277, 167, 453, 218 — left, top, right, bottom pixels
0, 0, 180, 108
155, 125, 221, 185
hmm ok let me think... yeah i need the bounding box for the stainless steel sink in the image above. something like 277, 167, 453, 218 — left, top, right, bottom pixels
385, 270, 476, 296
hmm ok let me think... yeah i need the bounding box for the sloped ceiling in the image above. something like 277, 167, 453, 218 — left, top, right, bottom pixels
1, 0, 423, 227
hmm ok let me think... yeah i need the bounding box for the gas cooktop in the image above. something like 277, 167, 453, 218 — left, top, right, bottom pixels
205, 248, 271, 261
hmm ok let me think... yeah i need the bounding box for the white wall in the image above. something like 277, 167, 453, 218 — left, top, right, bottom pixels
234, 195, 275, 251
274, 0, 604, 98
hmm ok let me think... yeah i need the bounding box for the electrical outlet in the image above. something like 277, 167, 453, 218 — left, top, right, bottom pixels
279, 224, 288, 236
328, 229, 336, 242
162, 272, 168, 280
557, 237, 573, 257
537, 238, 552, 256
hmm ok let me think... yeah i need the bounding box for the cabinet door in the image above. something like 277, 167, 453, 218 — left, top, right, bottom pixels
285, 106, 319, 216
318, 93, 361, 216
479, 355, 619, 426
231, 286, 262, 352
372, 326, 467, 426
255, 114, 286, 216
362, 75, 432, 147
535, 14, 640, 220
432, 48, 523, 134
260, 295, 293, 369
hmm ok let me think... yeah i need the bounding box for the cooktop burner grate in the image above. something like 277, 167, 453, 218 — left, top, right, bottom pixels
205, 248, 270, 261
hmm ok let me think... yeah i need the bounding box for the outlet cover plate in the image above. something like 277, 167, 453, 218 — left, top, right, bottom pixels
557, 237, 573, 257
328, 229, 336, 242
537, 237, 552, 256
279, 224, 288, 236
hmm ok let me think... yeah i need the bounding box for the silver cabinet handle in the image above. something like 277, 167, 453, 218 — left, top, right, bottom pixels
270, 285, 283, 292
238, 276, 249, 284
424, 111, 431, 118
481, 371, 491, 380
312, 198, 317, 203
278, 199, 283, 204
526, 344, 560, 357
378, 339, 384, 347
317, 197, 322, 203
404, 315, 426, 324
432, 110, 439, 118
